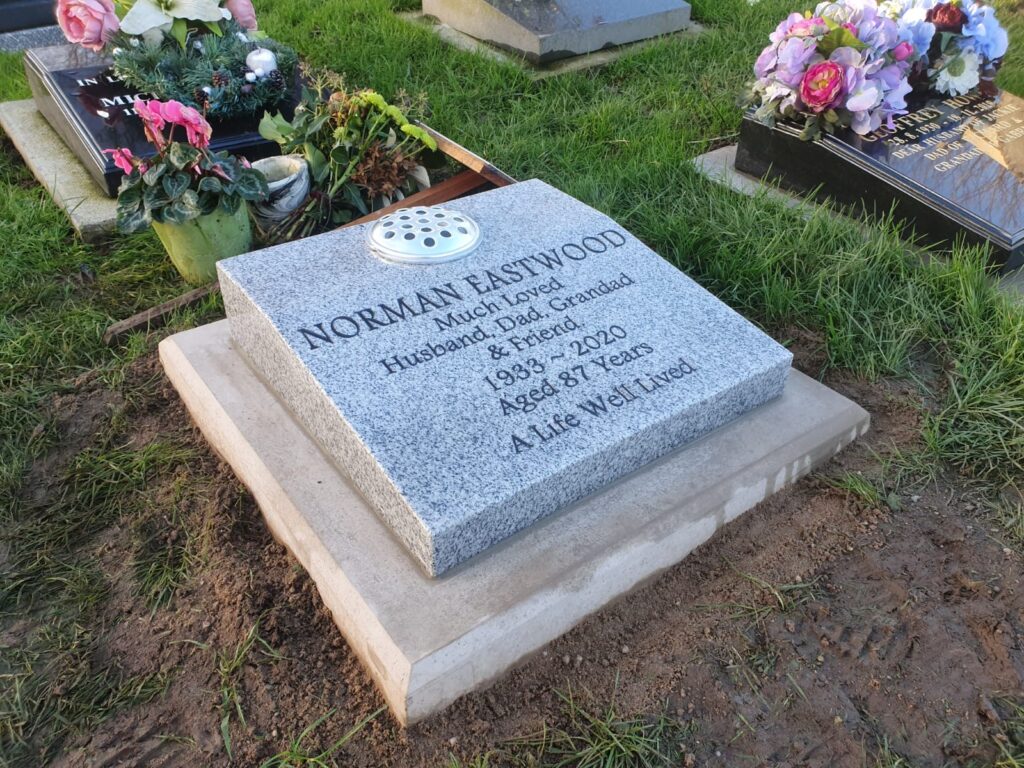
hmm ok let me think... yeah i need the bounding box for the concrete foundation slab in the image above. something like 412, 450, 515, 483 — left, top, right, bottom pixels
0, 99, 116, 242
160, 319, 869, 725
692, 145, 1024, 300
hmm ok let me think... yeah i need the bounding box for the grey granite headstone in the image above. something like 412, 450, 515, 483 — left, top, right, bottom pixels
218, 180, 792, 576
421, 0, 691, 63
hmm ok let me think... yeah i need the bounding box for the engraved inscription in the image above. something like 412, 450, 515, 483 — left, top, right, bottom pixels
292, 227, 706, 458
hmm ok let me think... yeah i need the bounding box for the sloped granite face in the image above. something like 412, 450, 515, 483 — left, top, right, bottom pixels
219, 180, 792, 576
421, 0, 691, 63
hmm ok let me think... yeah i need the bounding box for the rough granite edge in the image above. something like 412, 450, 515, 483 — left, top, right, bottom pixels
219, 273, 438, 572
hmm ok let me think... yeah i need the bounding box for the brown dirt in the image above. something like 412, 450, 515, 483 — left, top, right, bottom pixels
19, 334, 1024, 768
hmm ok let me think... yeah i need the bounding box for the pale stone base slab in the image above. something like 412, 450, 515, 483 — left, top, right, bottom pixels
159, 319, 869, 725
0, 99, 116, 242
692, 145, 1024, 298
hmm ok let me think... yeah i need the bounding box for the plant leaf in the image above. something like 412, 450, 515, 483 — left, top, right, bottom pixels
304, 142, 329, 183
817, 27, 866, 57
142, 163, 166, 186
258, 111, 290, 144
162, 172, 191, 201
198, 175, 223, 194
116, 201, 150, 234
169, 18, 189, 49
342, 182, 369, 216
167, 142, 200, 171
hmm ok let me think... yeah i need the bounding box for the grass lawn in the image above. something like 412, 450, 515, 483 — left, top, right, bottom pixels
2, 1, 1024, 766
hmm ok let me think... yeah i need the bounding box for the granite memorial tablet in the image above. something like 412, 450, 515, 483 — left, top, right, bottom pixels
421, 0, 692, 64
24, 45, 291, 197
219, 180, 792, 576
736, 90, 1024, 270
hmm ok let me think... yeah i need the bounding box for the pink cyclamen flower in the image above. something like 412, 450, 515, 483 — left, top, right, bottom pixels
892, 41, 914, 62
56, 0, 119, 52
800, 61, 845, 113
160, 100, 213, 148
134, 99, 167, 149
103, 147, 135, 175
225, 0, 258, 30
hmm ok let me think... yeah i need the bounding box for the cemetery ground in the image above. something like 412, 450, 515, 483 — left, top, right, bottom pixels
2, 0, 1024, 765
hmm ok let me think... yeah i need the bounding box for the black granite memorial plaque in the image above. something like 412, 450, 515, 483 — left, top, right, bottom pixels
24, 44, 294, 197
736, 91, 1024, 270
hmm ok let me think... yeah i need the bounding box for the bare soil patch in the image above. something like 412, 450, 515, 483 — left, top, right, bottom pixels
19, 338, 1024, 767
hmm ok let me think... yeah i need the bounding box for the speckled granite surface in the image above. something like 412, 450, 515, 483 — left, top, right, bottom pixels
219, 180, 793, 576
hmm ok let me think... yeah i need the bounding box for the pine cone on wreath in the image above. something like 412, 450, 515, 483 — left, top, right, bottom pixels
212, 70, 232, 89
192, 87, 209, 106
268, 69, 285, 89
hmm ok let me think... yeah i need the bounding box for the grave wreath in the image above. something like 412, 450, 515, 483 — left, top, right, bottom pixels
55, 0, 298, 120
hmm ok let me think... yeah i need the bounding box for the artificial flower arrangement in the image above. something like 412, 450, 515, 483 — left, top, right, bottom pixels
108, 98, 268, 283
56, 0, 297, 120
256, 67, 438, 243
750, 0, 1009, 140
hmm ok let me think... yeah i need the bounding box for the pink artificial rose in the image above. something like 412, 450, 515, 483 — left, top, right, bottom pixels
225, 0, 258, 30
800, 61, 845, 113
103, 147, 135, 174
57, 0, 119, 52
160, 100, 213, 148
892, 41, 914, 62
788, 16, 828, 38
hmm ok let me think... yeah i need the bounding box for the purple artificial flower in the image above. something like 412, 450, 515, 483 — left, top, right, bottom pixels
770, 12, 810, 45
775, 37, 822, 88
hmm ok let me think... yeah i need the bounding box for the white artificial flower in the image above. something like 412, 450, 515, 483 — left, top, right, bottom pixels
931, 49, 982, 96
878, 0, 905, 20
120, 0, 230, 36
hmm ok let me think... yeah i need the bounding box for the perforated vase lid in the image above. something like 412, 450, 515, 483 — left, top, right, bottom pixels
367, 206, 481, 265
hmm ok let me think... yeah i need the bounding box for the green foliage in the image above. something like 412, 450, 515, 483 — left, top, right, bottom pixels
185, 618, 288, 760
507, 688, 684, 768
109, 21, 298, 120
259, 707, 383, 767
817, 26, 867, 57
0, 616, 168, 765
115, 142, 267, 234
991, 697, 1024, 767
257, 66, 434, 242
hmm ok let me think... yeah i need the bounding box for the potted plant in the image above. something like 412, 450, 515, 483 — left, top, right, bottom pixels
56, 0, 297, 119
108, 98, 268, 285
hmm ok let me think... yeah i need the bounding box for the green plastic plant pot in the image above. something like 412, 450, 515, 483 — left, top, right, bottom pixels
152, 204, 253, 286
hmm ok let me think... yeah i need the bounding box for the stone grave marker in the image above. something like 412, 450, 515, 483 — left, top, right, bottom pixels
736, 90, 1024, 270
218, 179, 793, 576
164, 179, 870, 722
421, 0, 692, 64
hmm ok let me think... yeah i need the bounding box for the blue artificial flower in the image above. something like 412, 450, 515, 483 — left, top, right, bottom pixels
897, 3, 938, 62
961, 2, 1009, 62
